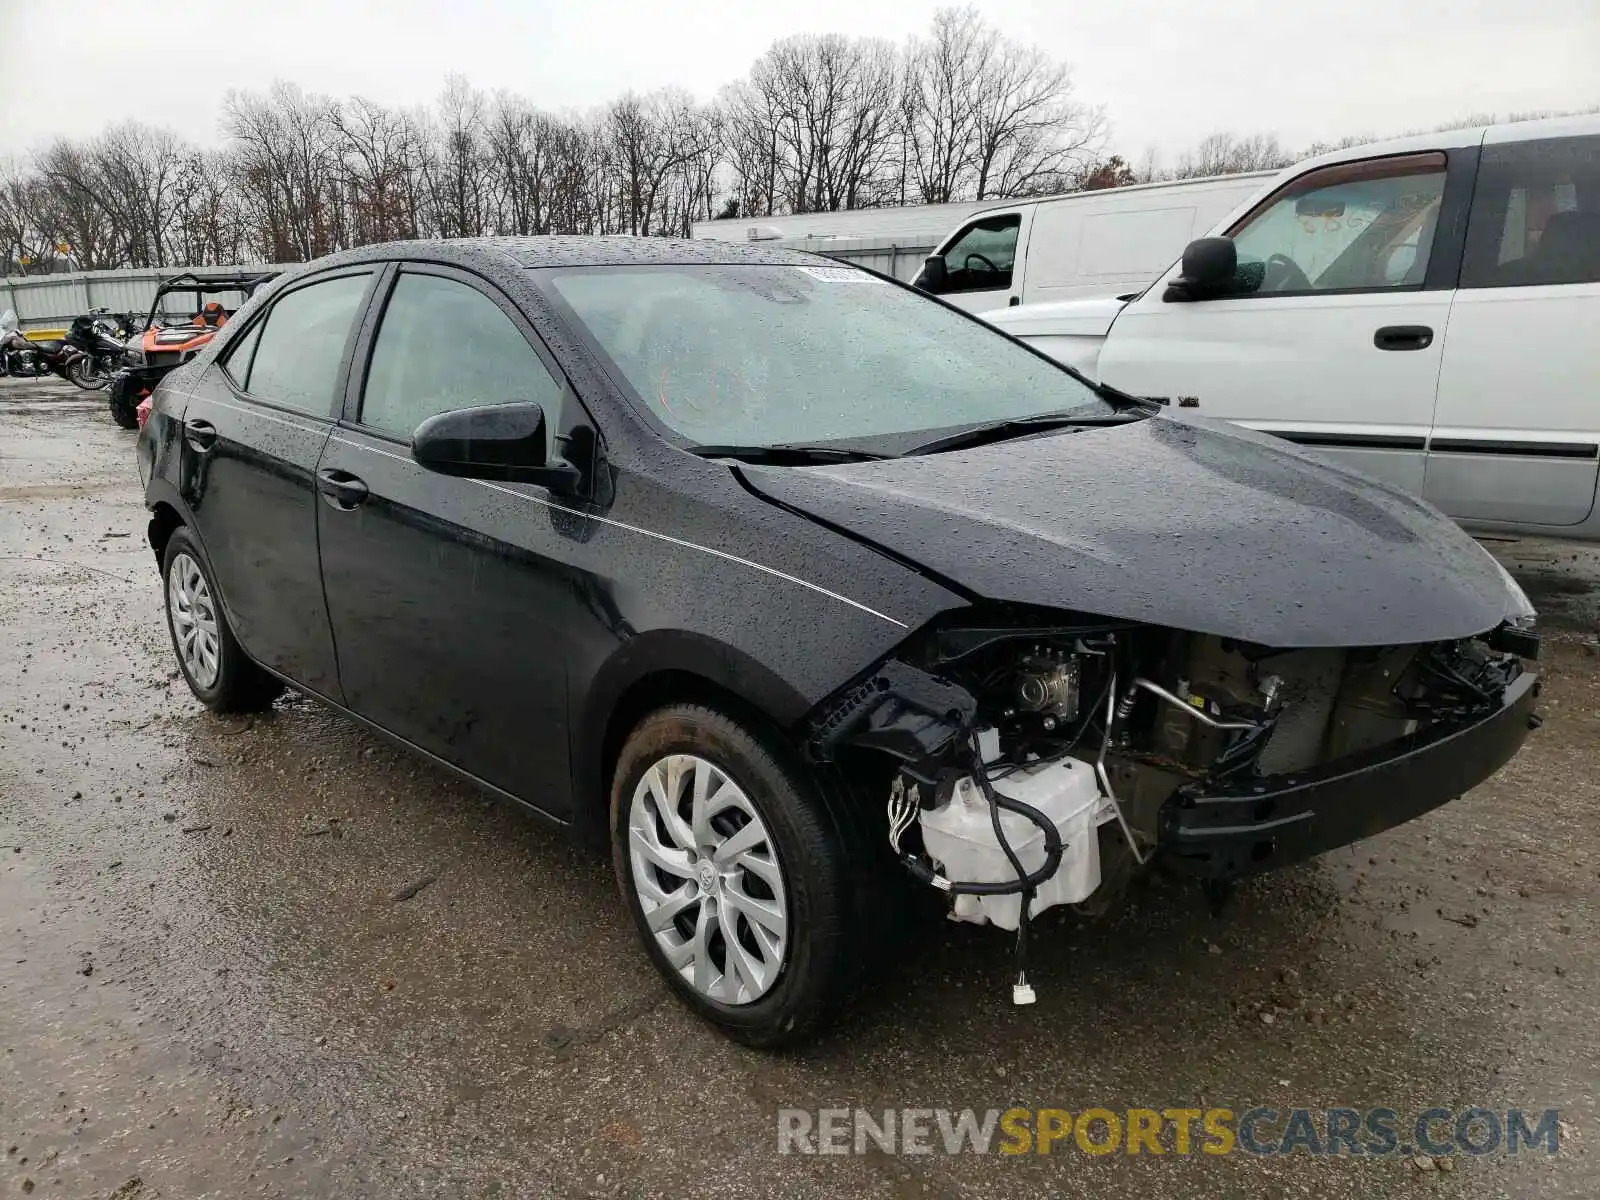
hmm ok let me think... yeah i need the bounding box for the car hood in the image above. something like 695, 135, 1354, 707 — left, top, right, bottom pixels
980, 294, 1129, 339
742, 413, 1520, 647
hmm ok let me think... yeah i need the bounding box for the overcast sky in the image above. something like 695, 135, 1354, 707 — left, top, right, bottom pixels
1, 0, 1595, 164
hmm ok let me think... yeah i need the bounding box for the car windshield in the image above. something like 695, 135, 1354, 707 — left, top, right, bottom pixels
538, 264, 1107, 449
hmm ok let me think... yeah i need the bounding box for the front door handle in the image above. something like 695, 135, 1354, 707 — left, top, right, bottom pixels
183, 418, 217, 452
1374, 325, 1433, 351
316, 468, 369, 510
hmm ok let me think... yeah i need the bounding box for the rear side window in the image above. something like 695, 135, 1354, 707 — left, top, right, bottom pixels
360, 272, 564, 444
239, 273, 371, 415
1460, 136, 1600, 288
933, 214, 1021, 294
1224, 153, 1447, 293
219, 318, 264, 387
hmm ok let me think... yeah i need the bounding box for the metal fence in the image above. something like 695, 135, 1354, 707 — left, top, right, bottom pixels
1, 264, 294, 331
1, 241, 929, 333
787, 237, 936, 281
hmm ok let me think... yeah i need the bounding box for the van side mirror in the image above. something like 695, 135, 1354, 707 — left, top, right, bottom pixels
916, 254, 948, 293
1163, 237, 1238, 302
411, 401, 582, 491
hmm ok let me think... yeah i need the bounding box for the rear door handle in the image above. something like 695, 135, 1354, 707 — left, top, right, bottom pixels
316, 468, 369, 510
183, 418, 217, 452
1374, 325, 1433, 351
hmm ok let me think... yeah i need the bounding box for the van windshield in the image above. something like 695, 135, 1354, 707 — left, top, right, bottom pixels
538, 264, 1106, 451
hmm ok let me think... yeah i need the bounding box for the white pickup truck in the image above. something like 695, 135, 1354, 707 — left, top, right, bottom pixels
982, 114, 1600, 541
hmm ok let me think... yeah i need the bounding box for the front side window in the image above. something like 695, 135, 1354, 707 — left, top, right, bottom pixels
360, 272, 563, 443
541, 264, 1103, 451
241, 273, 371, 415
930, 214, 1021, 294
1224, 154, 1447, 294
1460, 135, 1600, 288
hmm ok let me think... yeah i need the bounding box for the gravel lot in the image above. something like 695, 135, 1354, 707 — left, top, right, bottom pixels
2, 375, 1597, 1199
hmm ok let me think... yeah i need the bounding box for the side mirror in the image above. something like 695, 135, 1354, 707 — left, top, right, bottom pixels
1163, 236, 1237, 302
411, 401, 582, 491
916, 254, 948, 293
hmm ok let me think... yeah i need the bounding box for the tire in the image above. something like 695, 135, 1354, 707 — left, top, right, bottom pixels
611, 703, 871, 1047
108, 389, 139, 429
70, 356, 108, 391
161, 527, 283, 713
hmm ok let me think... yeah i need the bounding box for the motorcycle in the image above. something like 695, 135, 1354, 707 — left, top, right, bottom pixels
63, 308, 136, 391
0, 308, 91, 382
1, 309, 50, 377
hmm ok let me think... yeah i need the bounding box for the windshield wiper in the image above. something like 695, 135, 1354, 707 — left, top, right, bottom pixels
685, 442, 889, 465
900, 410, 1139, 457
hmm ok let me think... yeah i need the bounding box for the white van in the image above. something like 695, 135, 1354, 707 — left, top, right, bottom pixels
912, 173, 1274, 312
984, 114, 1600, 540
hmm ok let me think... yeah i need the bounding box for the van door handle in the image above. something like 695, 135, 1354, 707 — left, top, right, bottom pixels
1008, 295, 1020, 306
183, 418, 217, 452
1374, 325, 1433, 351
316, 468, 369, 510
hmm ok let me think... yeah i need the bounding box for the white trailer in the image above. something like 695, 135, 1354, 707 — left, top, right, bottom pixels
694, 174, 1277, 294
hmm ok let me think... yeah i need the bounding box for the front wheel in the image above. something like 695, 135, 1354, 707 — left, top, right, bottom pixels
161, 527, 283, 712
611, 704, 868, 1047
108, 387, 139, 429
69, 356, 109, 390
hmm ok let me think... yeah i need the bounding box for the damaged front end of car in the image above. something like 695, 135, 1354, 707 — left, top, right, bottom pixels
804, 608, 1540, 1003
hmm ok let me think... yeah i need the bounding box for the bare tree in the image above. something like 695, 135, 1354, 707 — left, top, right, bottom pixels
733, 33, 903, 215
423, 76, 491, 239
1168, 131, 1294, 179
332, 96, 428, 245
223, 82, 344, 261
901, 7, 985, 204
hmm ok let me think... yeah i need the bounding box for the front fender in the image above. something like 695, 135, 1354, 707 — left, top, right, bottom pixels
569, 628, 827, 842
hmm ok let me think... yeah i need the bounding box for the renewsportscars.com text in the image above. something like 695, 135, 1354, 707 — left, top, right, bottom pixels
777, 1106, 1561, 1157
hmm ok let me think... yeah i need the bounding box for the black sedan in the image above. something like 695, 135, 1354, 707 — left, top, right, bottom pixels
137, 237, 1538, 1045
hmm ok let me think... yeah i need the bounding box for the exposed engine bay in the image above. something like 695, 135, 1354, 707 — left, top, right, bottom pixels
806, 611, 1537, 1004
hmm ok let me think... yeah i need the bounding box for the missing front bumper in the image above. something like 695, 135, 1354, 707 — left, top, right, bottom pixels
1159, 670, 1539, 879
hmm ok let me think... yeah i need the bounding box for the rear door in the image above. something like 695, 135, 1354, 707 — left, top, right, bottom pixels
1423, 126, 1600, 527
1097, 150, 1470, 494
180, 268, 376, 697
315, 264, 585, 815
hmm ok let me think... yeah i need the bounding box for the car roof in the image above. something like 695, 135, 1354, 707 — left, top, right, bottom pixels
306, 235, 828, 273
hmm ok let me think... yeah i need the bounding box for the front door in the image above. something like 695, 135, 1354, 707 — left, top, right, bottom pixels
315, 265, 583, 815
1424, 128, 1600, 527
916, 209, 1028, 313
180, 269, 376, 697
1097, 151, 1462, 495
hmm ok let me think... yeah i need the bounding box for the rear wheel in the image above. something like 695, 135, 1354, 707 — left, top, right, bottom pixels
161, 527, 282, 712
611, 703, 870, 1047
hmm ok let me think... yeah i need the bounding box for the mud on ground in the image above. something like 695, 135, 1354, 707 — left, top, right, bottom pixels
2, 376, 1597, 1199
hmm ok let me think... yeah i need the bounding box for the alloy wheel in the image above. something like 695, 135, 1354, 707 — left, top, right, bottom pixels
167, 552, 220, 689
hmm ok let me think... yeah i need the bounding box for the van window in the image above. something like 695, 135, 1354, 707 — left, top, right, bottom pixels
1223, 153, 1447, 295
933, 214, 1021, 294
1460, 135, 1600, 288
